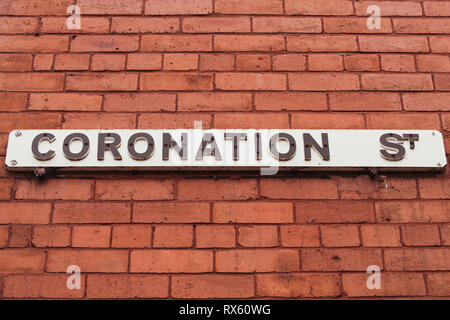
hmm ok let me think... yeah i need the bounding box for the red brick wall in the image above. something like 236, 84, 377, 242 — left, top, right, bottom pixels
0, 0, 449, 299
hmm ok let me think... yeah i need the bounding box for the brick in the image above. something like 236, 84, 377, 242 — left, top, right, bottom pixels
32, 226, 71, 248
146, 0, 212, 15
140, 73, 212, 91
308, 54, 343, 71
153, 225, 193, 248
253, 17, 322, 33
0, 0, 73, 15
0, 113, 61, 132
419, 178, 450, 199
66, 73, 138, 91
336, 176, 417, 200
376, 201, 450, 223
53, 203, 131, 224
72, 225, 111, 248
367, 113, 440, 129
0, 249, 45, 272
30, 93, 102, 111
4, 275, 85, 298
280, 225, 320, 247
287, 36, 357, 52
430, 36, 450, 53
130, 250, 213, 273
289, 73, 360, 91
256, 274, 340, 298
0, 35, 69, 52
71, 36, 139, 52
215, 0, 283, 14
292, 111, 363, 130
324, 17, 392, 33
302, 248, 382, 271
138, 113, 212, 129
33, 54, 53, 70
359, 36, 429, 52
96, 179, 174, 200
199, 54, 234, 71
163, 53, 198, 70
62, 113, 136, 129
104, 93, 175, 112
0, 73, 64, 91
362, 74, 433, 91
321, 225, 360, 247
112, 225, 151, 248
0, 203, 51, 224
142, 35, 211, 52
215, 35, 284, 52
42, 17, 110, 33
0, 93, 27, 111
112, 17, 179, 33
15, 179, 93, 200
238, 226, 278, 247
0, 179, 12, 199
272, 54, 306, 71
183, 17, 250, 33
196, 226, 235, 248
214, 113, 289, 129
361, 225, 401, 247
178, 92, 252, 112
216, 73, 286, 91
401, 225, 441, 246
435, 74, 450, 91
260, 178, 338, 199
417, 55, 450, 72
9, 225, 31, 248
87, 275, 168, 299
426, 273, 450, 296
385, 248, 450, 271
54, 54, 90, 71
255, 92, 327, 111
0, 226, 8, 248
424, 2, 450, 16
78, 0, 142, 14
236, 54, 271, 71
127, 53, 162, 70
172, 275, 254, 298
381, 54, 416, 72
285, 0, 353, 15
344, 54, 380, 71
134, 202, 210, 223
92, 54, 126, 71
0, 54, 32, 71
394, 18, 450, 34
47, 250, 128, 272
216, 249, 299, 273
330, 92, 401, 111
213, 202, 293, 224
178, 179, 257, 201
355, 1, 423, 16
343, 273, 426, 297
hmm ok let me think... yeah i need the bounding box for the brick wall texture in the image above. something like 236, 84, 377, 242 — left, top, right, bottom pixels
0, 0, 450, 299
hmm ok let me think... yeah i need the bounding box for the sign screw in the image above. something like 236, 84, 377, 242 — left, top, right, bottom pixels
10, 160, 17, 166
15, 131, 22, 137
437, 163, 442, 167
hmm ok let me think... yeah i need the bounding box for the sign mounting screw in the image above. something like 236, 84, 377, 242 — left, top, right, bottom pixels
15, 131, 22, 137
10, 160, 17, 166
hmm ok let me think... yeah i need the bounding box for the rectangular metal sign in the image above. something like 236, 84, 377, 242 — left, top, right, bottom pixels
5, 129, 447, 171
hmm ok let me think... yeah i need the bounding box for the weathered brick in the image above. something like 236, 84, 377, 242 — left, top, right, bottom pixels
0, 203, 51, 224
0, 36, 69, 52
287, 35, 358, 52
255, 92, 326, 111
133, 202, 210, 223
30, 93, 102, 111
355, 1, 423, 16
215, 0, 283, 14
146, 0, 212, 15
344, 54, 380, 71
308, 54, 343, 71
394, 18, 450, 34
178, 179, 257, 201
53, 203, 131, 224
32, 226, 71, 248
141, 73, 212, 91
62, 112, 136, 129
213, 202, 293, 224
272, 54, 307, 71
153, 225, 193, 248
253, 17, 322, 33
324, 17, 392, 33
0, 249, 45, 272
112, 17, 179, 33
419, 178, 450, 199
112, 225, 151, 248
416, 55, 450, 72
196, 226, 235, 248
130, 250, 213, 273
163, 53, 198, 70
381, 54, 416, 72
199, 54, 234, 71
401, 225, 441, 246
127, 53, 162, 70
66, 73, 138, 91
289, 73, 360, 91
72, 225, 111, 248
172, 275, 254, 299
302, 248, 382, 271
366, 113, 440, 129
285, 0, 353, 15
4, 275, 85, 298
361, 225, 401, 247
256, 273, 340, 298
0, 113, 58, 132
216, 249, 299, 273
321, 225, 360, 247
54, 54, 90, 71
384, 248, 450, 271
361, 74, 433, 91
15, 179, 93, 200
0, 73, 64, 91
238, 226, 278, 247
280, 226, 320, 247
42, 17, 110, 33
9, 225, 32, 248
183, 17, 250, 33
330, 92, 401, 111
0, 93, 27, 111
71, 36, 139, 52
78, 0, 142, 14
138, 113, 212, 129
96, 179, 174, 200
104, 93, 175, 112
0, 0, 73, 15
92, 54, 126, 71
215, 35, 284, 52
178, 92, 252, 111
424, 2, 450, 16
0, 54, 32, 71
376, 201, 450, 223
236, 54, 271, 71
359, 36, 429, 52
142, 35, 211, 52
260, 178, 338, 199
214, 113, 289, 129
426, 273, 450, 296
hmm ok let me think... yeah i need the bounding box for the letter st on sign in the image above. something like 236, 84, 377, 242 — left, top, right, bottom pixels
5, 129, 447, 172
